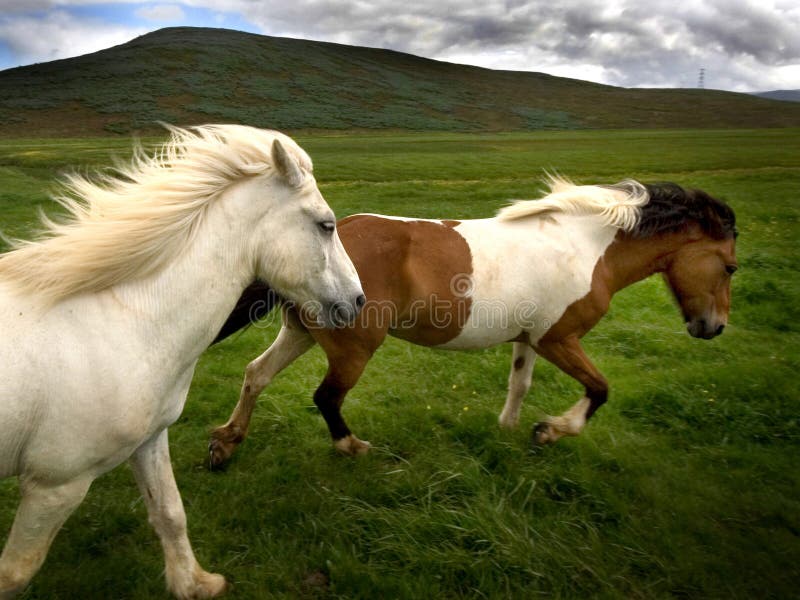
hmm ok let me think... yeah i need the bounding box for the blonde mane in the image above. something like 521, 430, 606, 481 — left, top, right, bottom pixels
0, 124, 312, 304
497, 175, 649, 231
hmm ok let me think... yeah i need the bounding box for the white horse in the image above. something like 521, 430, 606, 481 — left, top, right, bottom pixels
0, 124, 364, 598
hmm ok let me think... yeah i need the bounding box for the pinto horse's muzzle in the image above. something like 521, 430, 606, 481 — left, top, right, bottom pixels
687, 318, 725, 339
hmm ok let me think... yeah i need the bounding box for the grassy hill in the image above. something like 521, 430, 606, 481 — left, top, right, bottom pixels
755, 90, 800, 103
2, 26, 800, 136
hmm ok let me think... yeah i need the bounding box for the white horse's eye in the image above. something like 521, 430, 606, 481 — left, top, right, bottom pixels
318, 221, 335, 234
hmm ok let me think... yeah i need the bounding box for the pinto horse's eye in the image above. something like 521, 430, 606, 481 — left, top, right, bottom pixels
725, 264, 738, 275
318, 221, 335, 234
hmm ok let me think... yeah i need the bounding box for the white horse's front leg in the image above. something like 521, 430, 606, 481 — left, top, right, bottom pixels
0, 476, 92, 598
130, 429, 226, 599
499, 342, 537, 428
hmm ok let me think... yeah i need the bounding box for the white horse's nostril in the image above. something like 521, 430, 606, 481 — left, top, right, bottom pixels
331, 301, 354, 326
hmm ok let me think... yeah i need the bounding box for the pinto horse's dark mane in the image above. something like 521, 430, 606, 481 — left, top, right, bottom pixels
631, 183, 737, 240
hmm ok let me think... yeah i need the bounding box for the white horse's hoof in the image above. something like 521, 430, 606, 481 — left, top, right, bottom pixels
194, 571, 228, 598
170, 569, 227, 599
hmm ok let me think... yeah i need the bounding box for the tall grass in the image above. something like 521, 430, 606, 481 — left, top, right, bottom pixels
1, 129, 798, 598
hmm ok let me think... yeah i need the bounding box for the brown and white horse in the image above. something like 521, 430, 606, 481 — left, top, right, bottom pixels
208, 177, 737, 464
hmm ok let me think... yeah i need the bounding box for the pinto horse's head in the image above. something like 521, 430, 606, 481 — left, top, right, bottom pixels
663, 234, 737, 339
642, 184, 738, 340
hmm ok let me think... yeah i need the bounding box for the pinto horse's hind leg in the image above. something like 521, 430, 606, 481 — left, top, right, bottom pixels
0, 475, 91, 597
131, 429, 226, 599
499, 342, 537, 428
209, 309, 314, 468
532, 336, 608, 445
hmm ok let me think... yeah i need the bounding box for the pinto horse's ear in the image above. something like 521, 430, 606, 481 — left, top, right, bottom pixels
271, 139, 304, 188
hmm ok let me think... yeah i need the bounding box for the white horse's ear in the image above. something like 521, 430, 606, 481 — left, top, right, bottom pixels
272, 139, 304, 188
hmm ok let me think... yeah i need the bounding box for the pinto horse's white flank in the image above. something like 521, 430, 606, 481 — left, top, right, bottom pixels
0, 125, 363, 598
208, 176, 737, 462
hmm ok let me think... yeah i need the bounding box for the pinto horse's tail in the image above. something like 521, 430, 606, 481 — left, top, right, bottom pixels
212, 281, 280, 344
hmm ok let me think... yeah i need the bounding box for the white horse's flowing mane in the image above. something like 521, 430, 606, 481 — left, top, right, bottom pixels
0, 124, 312, 304
497, 175, 649, 231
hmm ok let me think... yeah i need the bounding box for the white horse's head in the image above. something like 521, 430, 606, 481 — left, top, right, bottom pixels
0, 124, 364, 326
233, 134, 364, 328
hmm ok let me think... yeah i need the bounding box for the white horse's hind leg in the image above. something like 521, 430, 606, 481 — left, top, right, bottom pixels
130, 429, 226, 599
498, 343, 537, 429
0, 476, 92, 598
208, 311, 314, 468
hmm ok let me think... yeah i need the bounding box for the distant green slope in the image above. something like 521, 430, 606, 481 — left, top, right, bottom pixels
2, 26, 800, 136
754, 90, 800, 103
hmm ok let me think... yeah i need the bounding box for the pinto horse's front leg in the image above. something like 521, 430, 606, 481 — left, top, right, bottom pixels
498, 342, 537, 429
532, 335, 608, 445
313, 353, 372, 457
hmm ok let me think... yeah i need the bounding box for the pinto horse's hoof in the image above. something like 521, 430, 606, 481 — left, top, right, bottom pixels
207, 426, 244, 470
531, 422, 552, 446
208, 439, 233, 470
334, 434, 372, 456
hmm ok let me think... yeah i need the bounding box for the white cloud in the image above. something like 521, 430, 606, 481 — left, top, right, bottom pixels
200, 0, 800, 90
0, 10, 146, 67
135, 4, 187, 22
0, 1, 153, 10
0, 1, 797, 91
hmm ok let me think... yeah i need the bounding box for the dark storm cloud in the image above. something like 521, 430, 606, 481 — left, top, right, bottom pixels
0, 1, 797, 90
683, 2, 800, 64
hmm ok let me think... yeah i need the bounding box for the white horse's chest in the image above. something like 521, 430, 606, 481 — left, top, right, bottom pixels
438, 216, 617, 349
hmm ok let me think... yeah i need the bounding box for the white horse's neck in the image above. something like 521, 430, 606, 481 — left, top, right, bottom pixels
109, 188, 256, 365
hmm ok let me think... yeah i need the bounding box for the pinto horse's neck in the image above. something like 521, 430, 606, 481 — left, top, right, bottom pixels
535, 227, 698, 344
602, 228, 699, 295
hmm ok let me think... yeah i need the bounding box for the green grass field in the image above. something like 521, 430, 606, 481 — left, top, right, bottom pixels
1, 129, 799, 598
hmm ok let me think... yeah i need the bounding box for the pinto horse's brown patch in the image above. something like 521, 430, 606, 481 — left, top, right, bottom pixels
336, 215, 473, 346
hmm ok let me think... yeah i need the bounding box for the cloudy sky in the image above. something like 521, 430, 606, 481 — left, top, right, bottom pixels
0, 0, 798, 92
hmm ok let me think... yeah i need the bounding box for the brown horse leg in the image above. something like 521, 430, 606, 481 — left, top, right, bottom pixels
208, 309, 314, 468
310, 322, 387, 456
312, 348, 374, 456
532, 335, 608, 445
499, 342, 538, 428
